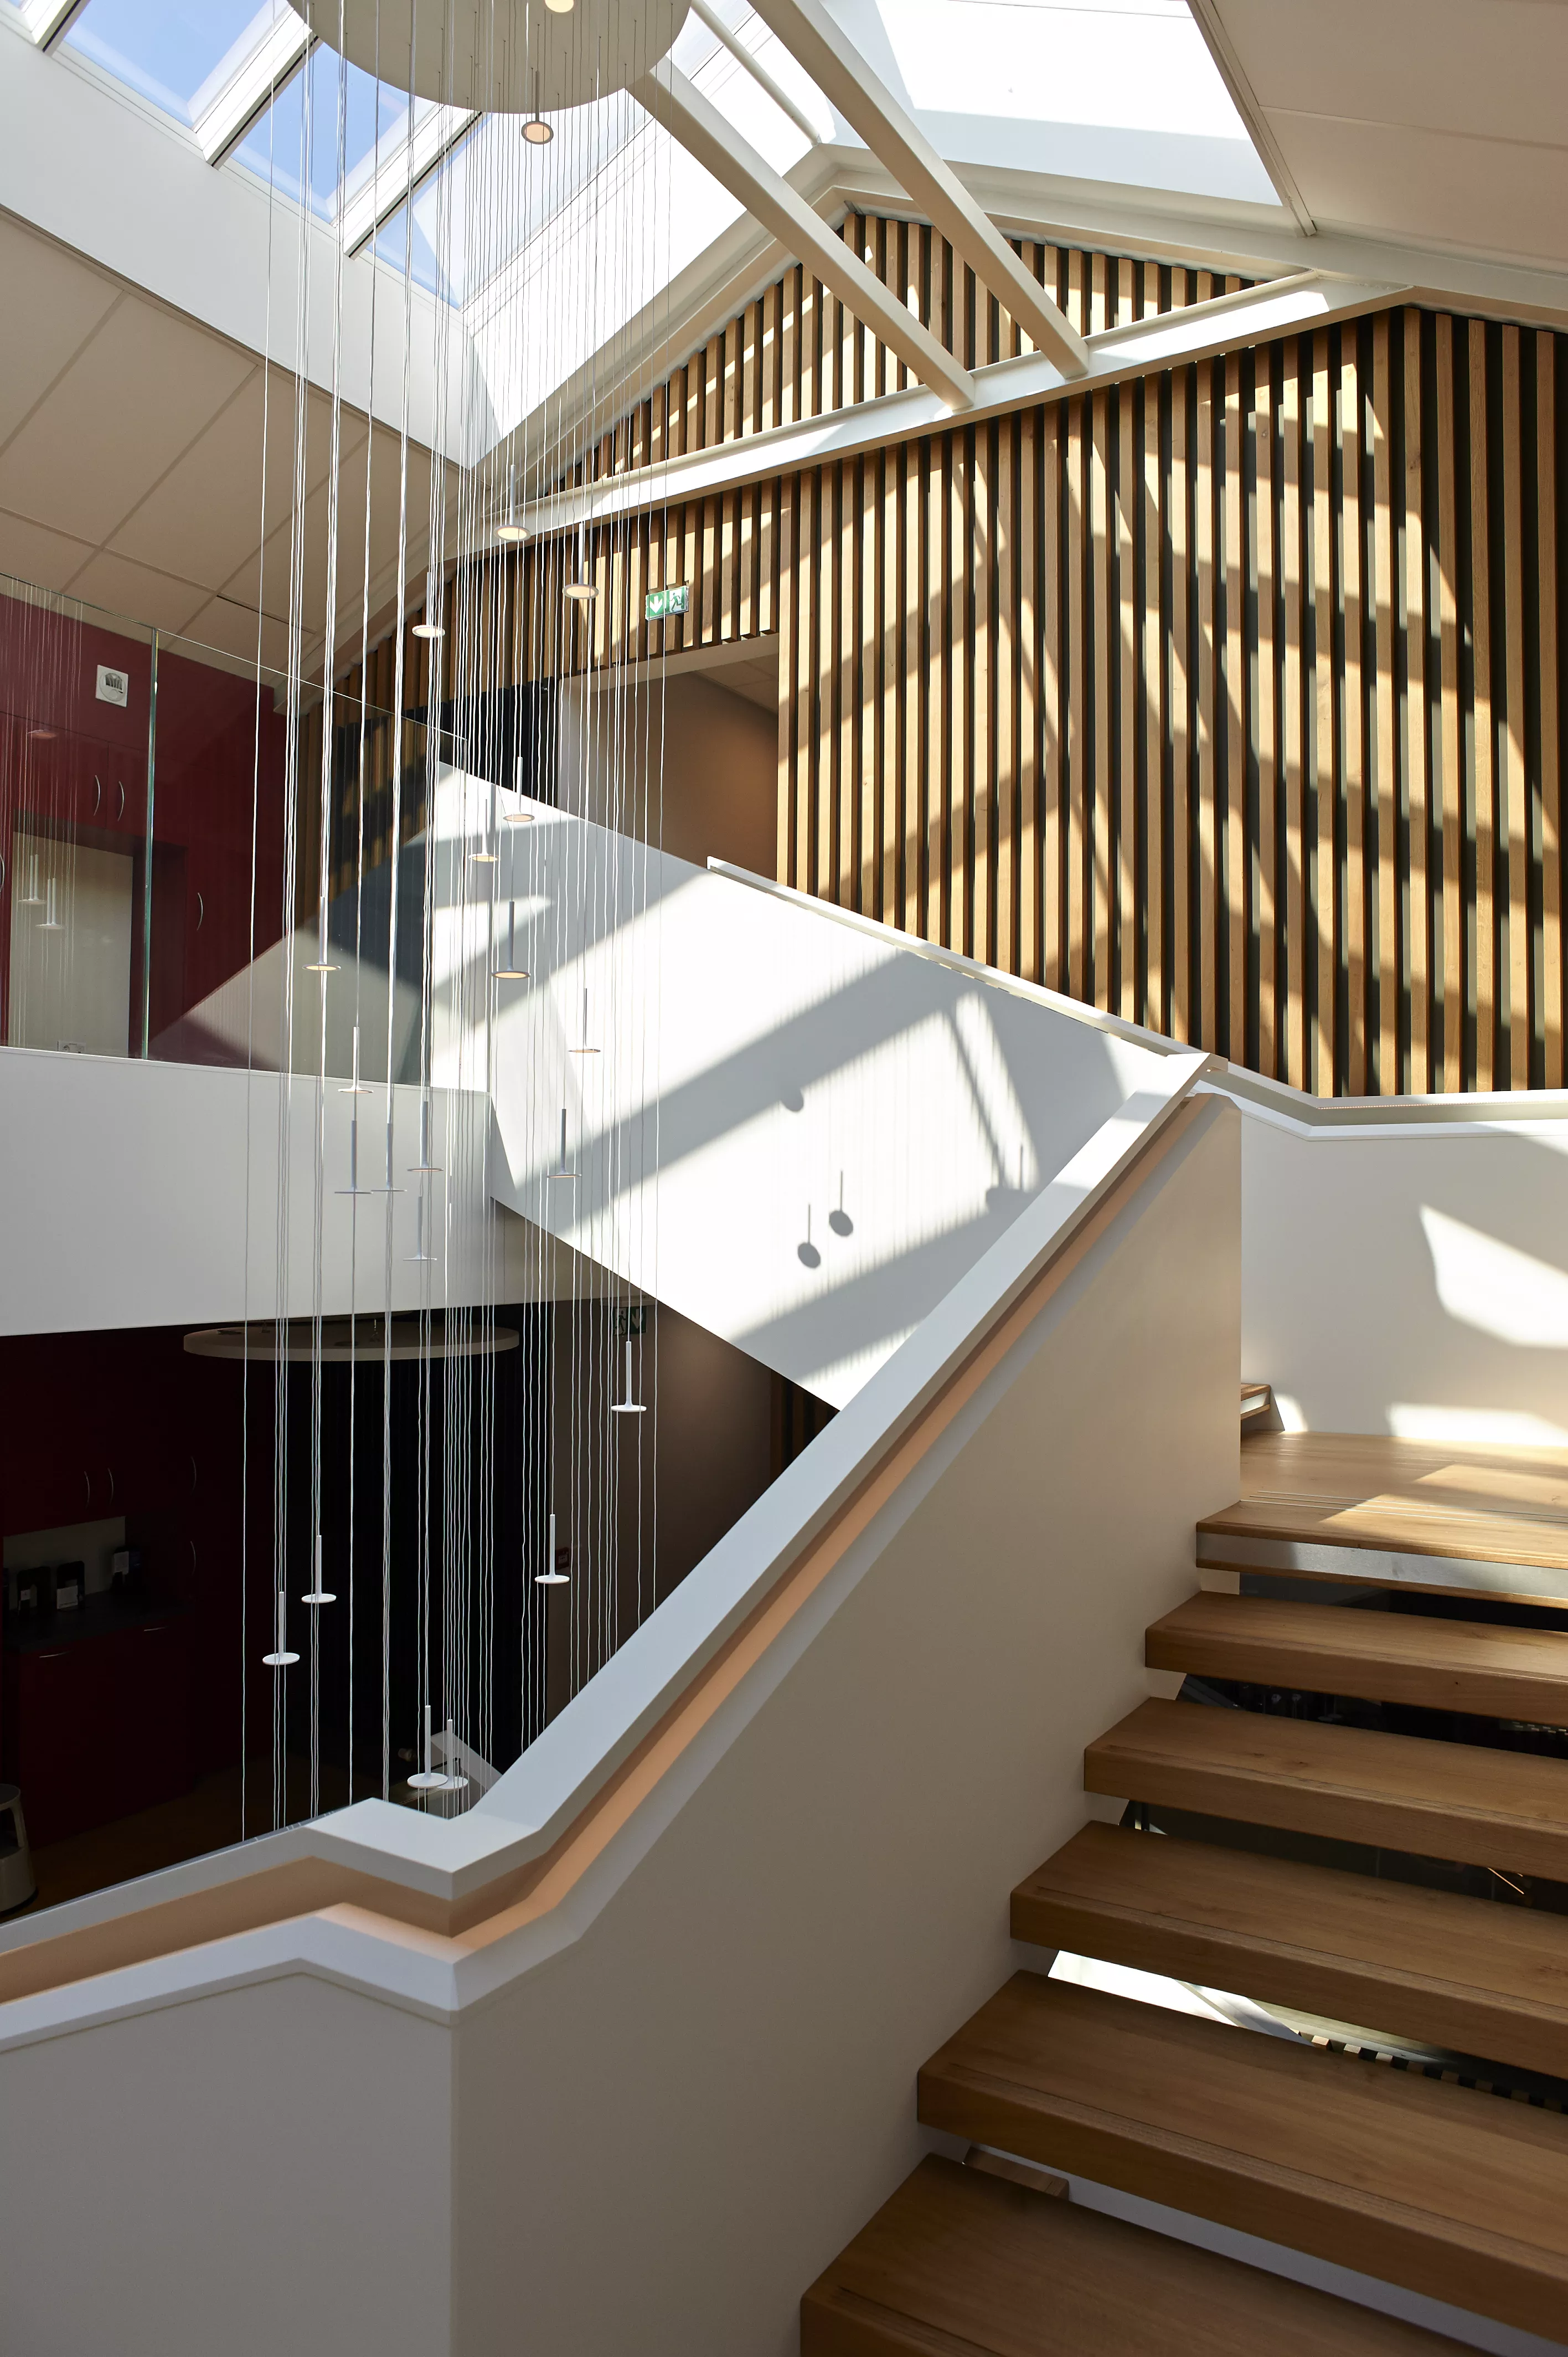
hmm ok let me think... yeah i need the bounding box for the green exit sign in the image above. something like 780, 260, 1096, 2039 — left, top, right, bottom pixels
644, 584, 690, 620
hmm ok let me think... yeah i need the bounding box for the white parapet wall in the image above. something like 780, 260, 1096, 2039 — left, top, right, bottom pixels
0, 1061, 1236, 2357
1229, 1071, 1568, 1443
0, 1046, 512, 1334
487, 807, 1192, 1405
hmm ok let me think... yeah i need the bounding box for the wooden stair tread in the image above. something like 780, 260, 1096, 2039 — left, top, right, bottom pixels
918, 1975, 1568, 2338
801, 2153, 1468, 2354
1014, 1822, 1568, 2079
1200, 1433, 1568, 1576
1148, 1591, 1568, 1721
1085, 1698, 1568, 1879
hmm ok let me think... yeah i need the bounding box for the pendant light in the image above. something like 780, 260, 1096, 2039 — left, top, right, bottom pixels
522, 73, 553, 145
535, 1511, 570, 1586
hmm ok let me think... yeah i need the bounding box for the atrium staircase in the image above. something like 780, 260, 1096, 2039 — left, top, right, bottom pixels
802, 1430, 1568, 2354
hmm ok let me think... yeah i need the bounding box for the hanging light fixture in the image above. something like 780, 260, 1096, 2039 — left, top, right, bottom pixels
412, 618, 444, 641
496, 460, 529, 541
38, 876, 64, 933
610, 1338, 645, 1416
544, 0, 575, 15
262, 1588, 299, 1669
535, 1511, 570, 1586
564, 523, 597, 603
18, 853, 42, 907
301, 1532, 336, 1607
522, 72, 554, 143
493, 900, 529, 981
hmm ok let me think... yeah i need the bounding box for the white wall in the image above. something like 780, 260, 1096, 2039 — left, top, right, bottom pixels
489, 807, 1187, 1404
453, 1099, 1239, 2356
0, 1045, 515, 1334
1239, 1095, 1568, 1442
1, 1973, 453, 2357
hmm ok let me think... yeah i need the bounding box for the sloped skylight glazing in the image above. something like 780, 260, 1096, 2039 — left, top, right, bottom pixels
235, 39, 421, 218
65, 0, 287, 123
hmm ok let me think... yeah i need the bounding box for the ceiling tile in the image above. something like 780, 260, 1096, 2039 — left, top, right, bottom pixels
183, 595, 296, 680
1271, 111, 1568, 268
0, 506, 96, 597
0, 296, 252, 547
0, 215, 121, 451
1219, 0, 1568, 148
67, 549, 210, 636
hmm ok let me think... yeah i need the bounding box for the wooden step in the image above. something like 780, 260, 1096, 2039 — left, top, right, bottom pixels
917, 1974, 1568, 2338
1199, 1433, 1568, 1604
1085, 1698, 1568, 1880
1014, 1821, 1568, 2080
801, 2152, 1469, 2354
1147, 1591, 1568, 1723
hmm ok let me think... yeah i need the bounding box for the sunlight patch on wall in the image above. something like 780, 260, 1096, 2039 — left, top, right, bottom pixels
1420, 1206, 1568, 1349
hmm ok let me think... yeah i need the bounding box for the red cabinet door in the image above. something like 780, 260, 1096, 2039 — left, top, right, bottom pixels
1, 1641, 112, 1846
114, 1619, 194, 1816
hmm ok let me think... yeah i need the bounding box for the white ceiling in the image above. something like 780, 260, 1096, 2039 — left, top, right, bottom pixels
1203, 0, 1568, 273
0, 208, 441, 677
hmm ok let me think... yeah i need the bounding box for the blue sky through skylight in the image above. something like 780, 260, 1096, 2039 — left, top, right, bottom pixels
65, 0, 282, 123
236, 41, 414, 218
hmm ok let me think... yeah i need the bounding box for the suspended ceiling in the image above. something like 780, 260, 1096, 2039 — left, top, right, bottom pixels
1195, 0, 1568, 274
0, 209, 441, 675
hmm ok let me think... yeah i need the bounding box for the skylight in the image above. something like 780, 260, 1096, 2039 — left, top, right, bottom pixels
65, 0, 287, 126
875, 0, 1273, 202
235, 39, 422, 219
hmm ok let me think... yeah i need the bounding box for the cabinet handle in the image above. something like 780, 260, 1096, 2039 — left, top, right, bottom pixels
0, 852, 6, 893
196, 891, 204, 930
116, 781, 126, 821
37, 1651, 65, 1661
82, 1469, 91, 1504
91, 775, 102, 815
188, 1540, 197, 1572
106, 1466, 115, 1502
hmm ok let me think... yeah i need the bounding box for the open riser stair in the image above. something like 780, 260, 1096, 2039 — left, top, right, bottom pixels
803, 1432, 1568, 2354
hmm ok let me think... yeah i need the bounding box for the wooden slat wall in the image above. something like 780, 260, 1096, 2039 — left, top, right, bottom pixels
778, 301, 1568, 1097
340, 213, 1567, 1100
512, 218, 1241, 684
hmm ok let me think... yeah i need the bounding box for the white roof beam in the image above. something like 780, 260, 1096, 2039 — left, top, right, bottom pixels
21, 0, 88, 49
522, 269, 1407, 537
195, 14, 313, 168
687, 0, 823, 147
632, 60, 977, 412
341, 104, 479, 259
746, 0, 1090, 382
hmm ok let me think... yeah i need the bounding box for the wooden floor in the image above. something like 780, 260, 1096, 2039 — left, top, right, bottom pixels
1201, 1432, 1568, 1576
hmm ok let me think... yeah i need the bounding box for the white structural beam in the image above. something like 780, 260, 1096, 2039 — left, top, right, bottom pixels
746, 0, 1090, 381
195, 12, 313, 167
20, 0, 86, 46
342, 102, 479, 258
522, 268, 1406, 537
688, 0, 823, 146
632, 60, 977, 412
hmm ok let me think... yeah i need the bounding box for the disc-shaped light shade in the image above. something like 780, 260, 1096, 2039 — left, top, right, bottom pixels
299, 0, 689, 110
496, 521, 529, 543
522, 117, 553, 145
412, 621, 443, 640
564, 582, 597, 604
